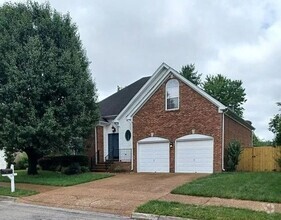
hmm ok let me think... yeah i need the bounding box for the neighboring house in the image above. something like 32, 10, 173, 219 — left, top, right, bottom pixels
0, 150, 6, 169
87, 63, 254, 173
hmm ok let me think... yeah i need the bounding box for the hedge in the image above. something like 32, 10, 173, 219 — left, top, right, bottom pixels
38, 155, 89, 171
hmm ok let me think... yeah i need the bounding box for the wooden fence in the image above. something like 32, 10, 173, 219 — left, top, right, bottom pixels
237, 146, 281, 172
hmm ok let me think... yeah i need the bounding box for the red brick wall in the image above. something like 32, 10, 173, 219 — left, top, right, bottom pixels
133, 78, 223, 172
96, 126, 104, 163
86, 126, 104, 166
224, 115, 253, 148
85, 129, 95, 168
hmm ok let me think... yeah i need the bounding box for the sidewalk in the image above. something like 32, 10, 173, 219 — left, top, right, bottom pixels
160, 194, 281, 214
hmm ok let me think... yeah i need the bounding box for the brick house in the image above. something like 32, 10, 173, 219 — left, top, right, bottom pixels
88, 63, 254, 173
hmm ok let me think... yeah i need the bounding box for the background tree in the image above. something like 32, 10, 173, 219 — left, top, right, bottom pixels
179, 64, 202, 86
0, 2, 99, 174
202, 74, 246, 117
253, 133, 273, 147
269, 102, 281, 146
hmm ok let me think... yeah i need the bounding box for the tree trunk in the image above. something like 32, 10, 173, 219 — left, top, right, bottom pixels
25, 149, 39, 175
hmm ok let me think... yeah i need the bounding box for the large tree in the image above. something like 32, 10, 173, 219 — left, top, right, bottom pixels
179, 64, 202, 86
202, 74, 246, 117
269, 102, 281, 146
0, 2, 99, 174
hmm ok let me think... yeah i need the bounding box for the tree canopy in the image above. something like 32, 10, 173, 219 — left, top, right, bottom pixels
179, 64, 247, 117
253, 133, 272, 147
0, 2, 99, 174
179, 64, 202, 86
269, 102, 281, 146
202, 74, 246, 117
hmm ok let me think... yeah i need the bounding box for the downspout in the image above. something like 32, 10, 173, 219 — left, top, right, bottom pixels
221, 109, 227, 171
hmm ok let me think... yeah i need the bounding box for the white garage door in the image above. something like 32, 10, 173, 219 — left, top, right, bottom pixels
137, 137, 169, 173
175, 134, 214, 173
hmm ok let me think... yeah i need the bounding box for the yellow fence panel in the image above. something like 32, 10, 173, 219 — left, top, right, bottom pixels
237, 146, 281, 172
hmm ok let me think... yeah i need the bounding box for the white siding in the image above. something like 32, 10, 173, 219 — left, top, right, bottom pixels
0, 150, 6, 169
102, 117, 133, 162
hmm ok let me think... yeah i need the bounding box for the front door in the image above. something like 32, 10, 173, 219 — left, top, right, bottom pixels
108, 133, 119, 160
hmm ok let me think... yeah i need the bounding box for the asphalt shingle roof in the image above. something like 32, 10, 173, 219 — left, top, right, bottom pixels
99, 76, 150, 118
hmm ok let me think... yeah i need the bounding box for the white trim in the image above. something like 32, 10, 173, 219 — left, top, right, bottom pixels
167, 67, 226, 112
165, 78, 180, 111
130, 118, 134, 171
176, 134, 214, 142
222, 112, 225, 171
138, 136, 170, 144
115, 63, 226, 122
98, 121, 110, 126
115, 63, 170, 121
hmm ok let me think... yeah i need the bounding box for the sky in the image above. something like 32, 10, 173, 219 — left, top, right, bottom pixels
1, 0, 280, 141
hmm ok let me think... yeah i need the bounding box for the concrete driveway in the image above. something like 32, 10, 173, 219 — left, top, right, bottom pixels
19, 173, 206, 216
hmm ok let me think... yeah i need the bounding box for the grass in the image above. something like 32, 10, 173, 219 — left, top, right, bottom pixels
172, 172, 281, 203
136, 200, 281, 220
0, 186, 37, 197
0, 170, 113, 186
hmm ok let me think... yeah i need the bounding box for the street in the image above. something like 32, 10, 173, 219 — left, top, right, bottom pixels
0, 200, 130, 220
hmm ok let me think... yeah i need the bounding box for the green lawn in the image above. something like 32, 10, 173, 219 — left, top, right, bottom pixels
0, 170, 113, 186
0, 187, 37, 197
136, 200, 281, 220
172, 172, 281, 203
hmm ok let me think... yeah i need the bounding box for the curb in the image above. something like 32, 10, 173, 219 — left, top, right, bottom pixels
0, 196, 16, 202
132, 212, 195, 220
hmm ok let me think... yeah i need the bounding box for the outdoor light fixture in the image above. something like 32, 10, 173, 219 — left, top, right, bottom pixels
112, 126, 116, 133
170, 142, 173, 148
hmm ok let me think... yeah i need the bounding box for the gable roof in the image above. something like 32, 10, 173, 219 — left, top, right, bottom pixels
99, 76, 150, 118
115, 63, 227, 121
99, 63, 254, 130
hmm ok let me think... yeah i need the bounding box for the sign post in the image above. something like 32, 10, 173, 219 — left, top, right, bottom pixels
0, 164, 17, 192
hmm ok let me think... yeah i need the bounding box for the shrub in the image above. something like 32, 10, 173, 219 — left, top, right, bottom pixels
225, 140, 242, 171
80, 166, 89, 173
13, 152, 29, 170
15, 156, 29, 170
38, 155, 89, 171
113, 165, 126, 173
63, 163, 81, 175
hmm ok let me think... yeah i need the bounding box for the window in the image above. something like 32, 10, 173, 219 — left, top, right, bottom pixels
166, 79, 179, 110
125, 130, 131, 141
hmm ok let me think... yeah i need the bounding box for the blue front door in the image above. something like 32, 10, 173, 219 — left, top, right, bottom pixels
108, 133, 119, 160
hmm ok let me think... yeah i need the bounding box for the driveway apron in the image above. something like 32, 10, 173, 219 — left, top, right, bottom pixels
18, 173, 205, 216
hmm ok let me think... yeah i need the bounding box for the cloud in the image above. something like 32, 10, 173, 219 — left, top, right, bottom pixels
0, 0, 280, 140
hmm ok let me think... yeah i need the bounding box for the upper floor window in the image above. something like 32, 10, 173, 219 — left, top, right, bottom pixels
166, 79, 179, 110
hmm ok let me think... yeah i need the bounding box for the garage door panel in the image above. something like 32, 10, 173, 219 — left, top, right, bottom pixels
175, 137, 214, 173
138, 141, 169, 173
